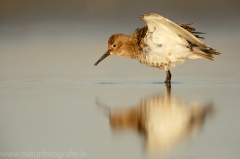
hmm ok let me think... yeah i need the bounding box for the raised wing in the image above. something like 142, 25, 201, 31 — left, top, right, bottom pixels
140, 13, 207, 48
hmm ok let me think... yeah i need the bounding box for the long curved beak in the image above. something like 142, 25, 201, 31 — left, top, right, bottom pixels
94, 50, 110, 66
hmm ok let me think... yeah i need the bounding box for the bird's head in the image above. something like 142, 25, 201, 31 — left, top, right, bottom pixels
94, 34, 129, 66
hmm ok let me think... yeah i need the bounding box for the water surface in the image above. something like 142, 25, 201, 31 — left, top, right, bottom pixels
0, 79, 239, 159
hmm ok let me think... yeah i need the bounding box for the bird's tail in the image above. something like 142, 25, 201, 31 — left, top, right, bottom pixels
192, 47, 220, 61
178, 23, 221, 61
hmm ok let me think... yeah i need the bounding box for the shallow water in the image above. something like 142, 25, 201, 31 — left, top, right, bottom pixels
0, 78, 240, 159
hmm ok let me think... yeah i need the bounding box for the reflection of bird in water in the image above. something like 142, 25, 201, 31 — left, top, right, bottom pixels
97, 86, 214, 154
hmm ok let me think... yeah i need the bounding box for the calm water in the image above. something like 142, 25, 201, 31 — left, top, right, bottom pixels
0, 78, 240, 159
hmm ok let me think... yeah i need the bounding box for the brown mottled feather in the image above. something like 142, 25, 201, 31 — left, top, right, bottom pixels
108, 34, 116, 45
177, 23, 205, 39
136, 26, 148, 47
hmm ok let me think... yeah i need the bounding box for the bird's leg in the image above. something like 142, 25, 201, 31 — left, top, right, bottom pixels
164, 70, 172, 84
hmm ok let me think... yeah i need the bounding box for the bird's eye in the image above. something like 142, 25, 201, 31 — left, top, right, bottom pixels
113, 44, 116, 47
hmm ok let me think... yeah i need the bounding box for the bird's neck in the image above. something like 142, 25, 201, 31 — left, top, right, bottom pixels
121, 37, 141, 60
121, 26, 148, 60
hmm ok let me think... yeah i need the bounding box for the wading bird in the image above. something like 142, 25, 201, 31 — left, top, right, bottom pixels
94, 13, 220, 83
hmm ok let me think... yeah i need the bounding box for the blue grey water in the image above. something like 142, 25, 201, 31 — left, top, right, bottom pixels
0, 1, 240, 159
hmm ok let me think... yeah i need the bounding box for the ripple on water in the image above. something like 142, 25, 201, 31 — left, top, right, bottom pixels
0, 79, 238, 89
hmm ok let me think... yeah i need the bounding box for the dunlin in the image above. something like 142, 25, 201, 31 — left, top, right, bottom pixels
94, 13, 220, 83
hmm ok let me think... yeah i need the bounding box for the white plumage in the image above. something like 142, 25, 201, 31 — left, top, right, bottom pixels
94, 13, 220, 83
140, 13, 205, 70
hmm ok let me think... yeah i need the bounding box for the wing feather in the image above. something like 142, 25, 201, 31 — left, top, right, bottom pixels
140, 13, 207, 48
